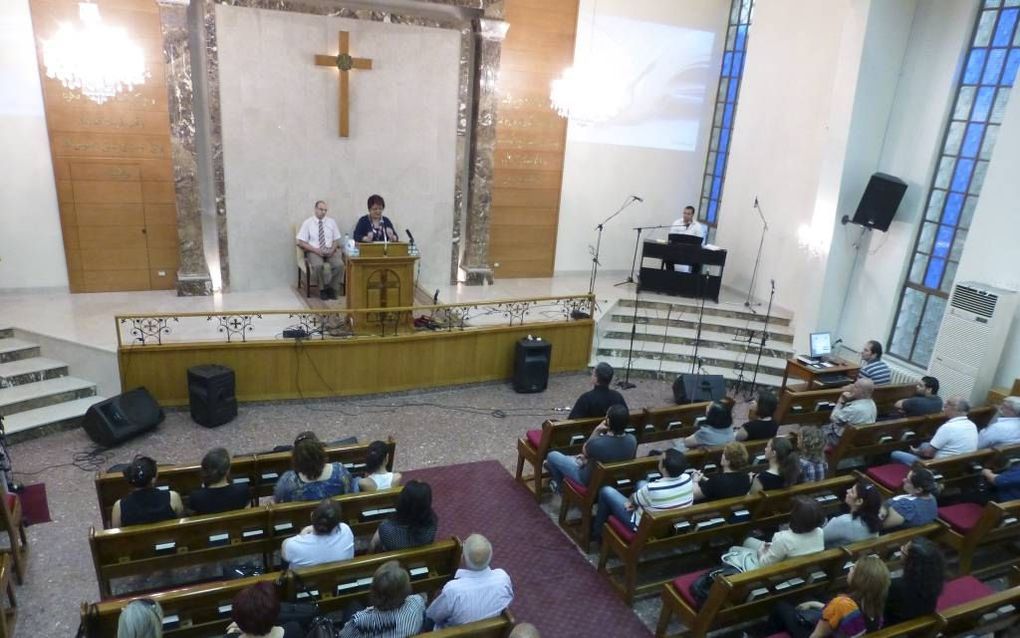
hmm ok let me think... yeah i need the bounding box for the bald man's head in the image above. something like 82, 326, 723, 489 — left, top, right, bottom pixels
854, 377, 875, 399
463, 534, 493, 571
509, 623, 541, 638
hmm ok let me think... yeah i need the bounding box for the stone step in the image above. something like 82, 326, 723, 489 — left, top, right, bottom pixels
608, 308, 795, 340
596, 337, 789, 378
620, 297, 793, 326
596, 354, 786, 390
0, 328, 12, 339
4, 395, 107, 441
600, 321, 795, 359
0, 338, 41, 364
0, 376, 98, 417
0, 357, 69, 388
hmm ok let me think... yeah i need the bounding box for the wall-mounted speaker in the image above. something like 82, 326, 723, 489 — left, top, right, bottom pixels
848, 172, 907, 232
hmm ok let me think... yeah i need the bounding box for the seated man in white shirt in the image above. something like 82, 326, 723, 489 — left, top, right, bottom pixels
822, 377, 877, 446
890, 396, 978, 465
667, 205, 706, 272
296, 200, 344, 300
426, 534, 514, 629
978, 396, 1020, 448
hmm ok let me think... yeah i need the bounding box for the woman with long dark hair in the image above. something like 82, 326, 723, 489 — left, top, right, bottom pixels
357, 440, 402, 492
188, 447, 250, 515
884, 537, 945, 625
822, 479, 882, 548
273, 432, 357, 503
370, 480, 438, 552
678, 401, 734, 449
749, 436, 800, 494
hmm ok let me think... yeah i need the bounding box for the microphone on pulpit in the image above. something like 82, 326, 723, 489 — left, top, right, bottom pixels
383, 225, 389, 256
406, 229, 417, 245
631, 195, 644, 202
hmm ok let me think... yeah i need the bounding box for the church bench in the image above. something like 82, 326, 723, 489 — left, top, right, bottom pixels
426, 610, 514, 637
90, 488, 401, 598
862, 448, 995, 499
776, 383, 917, 426
656, 547, 848, 638
937, 498, 1020, 576
557, 439, 770, 551
825, 415, 937, 472
639, 403, 715, 446
0, 554, 16, 638
79, 538, 462, 638
597, 493, 764, 604
753, 475, 856, 532
94, 439, 396, 527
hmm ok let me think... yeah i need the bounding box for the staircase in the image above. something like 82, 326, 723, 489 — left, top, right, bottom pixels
593, 298, 796, 390
0, 328, 105, 441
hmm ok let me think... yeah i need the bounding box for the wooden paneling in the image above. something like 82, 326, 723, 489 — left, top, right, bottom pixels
489, 0, 578, 278
29, 0, 178, 293
120, 321, 594, 406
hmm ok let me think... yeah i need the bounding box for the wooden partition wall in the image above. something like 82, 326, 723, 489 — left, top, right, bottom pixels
489, 0, 579, 278
29, 0, 178, 292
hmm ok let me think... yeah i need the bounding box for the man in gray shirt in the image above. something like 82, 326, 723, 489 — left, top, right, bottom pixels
978, 396, 1020, 448
544, 404, 637, 492
894, 376, 943, 417
823, 377, 877, 446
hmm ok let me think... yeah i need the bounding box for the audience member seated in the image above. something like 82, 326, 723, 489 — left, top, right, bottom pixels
978, 395, 1020, 448
425, 534, 514, 630
188, 447, 251, 515
676, 401, 734, 450
822, 378, 877, 447
544, 404, 637, 494
798, 427, 828, 482
117, 598, 164, 638
822, 479, 881, 548
858, 339, 892, 385
338, 561, 426, 638
568, 361, 628, 419
749, 437, 801, 494
370, 480, 438, 552
280, 499, 355, 568
692, 441, 751, 501
224, 581, 303, 638
358, 440, 402, 492
735, 390, 779, 442
890, 396, 977, 466
720, 496, 825, 571
883, 537, 945, 626
894, 376, 943, 417
591, 448, 693, 540
981, 463, 1020, 502
880, 465, 939, 530
111, 456, 184, 528
274, 432, 358, 503
769, 554, 890, 638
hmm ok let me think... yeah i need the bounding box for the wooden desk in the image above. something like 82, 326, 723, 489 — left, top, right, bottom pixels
781, 357, 859, 392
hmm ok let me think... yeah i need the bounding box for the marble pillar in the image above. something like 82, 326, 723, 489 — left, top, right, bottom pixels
460, 13, 507, 285
158, 0, 213, 296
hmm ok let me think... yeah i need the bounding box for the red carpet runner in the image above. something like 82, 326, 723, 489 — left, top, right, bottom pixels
408, 460, 651, 636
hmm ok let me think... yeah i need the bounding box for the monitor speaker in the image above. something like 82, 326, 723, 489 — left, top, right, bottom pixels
672, 374, 726, 404
513, 337, 552, 394
188, 364, 237, 428
850, 172, 907, 232
82, 387, 164, 447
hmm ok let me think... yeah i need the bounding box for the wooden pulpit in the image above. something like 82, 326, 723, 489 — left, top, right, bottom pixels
345, 242, 418, 313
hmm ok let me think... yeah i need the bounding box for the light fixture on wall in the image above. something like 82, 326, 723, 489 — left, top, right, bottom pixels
549, 0, 628, 125
41, 2, 147, 105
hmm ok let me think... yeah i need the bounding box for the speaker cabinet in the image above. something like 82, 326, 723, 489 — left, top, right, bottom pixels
673, 374, 726, 404
513, 337, 551, 394
188, 364, 237, 428
82, 387, 164, 447
850, 172, 907, 232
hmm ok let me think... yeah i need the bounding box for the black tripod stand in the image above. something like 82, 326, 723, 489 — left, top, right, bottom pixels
589, 196, 641, 296
749, 279, 776, 395
745, 197, 769, 314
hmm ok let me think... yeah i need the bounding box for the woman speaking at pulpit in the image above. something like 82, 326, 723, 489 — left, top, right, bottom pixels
353, 194, 398, 242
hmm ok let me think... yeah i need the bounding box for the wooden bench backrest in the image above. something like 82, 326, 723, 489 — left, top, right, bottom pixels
91, 488, 401, 598
992, 441, 1020, 469
962, 499, 1020, 546
538, 416, 604, 457
631, 493, 763, 555
755, 475, 855, 529
828, 415, 938, 469
936, 583, 1020, 637
685, 439, 770, 473
639, 403, 711, 445
253, 438, 396, 499
81, 539, 462, 638
538, 404, 713, 458
921, 449, 994, 496
777, 384, 917, 425
427, 610, 514, 638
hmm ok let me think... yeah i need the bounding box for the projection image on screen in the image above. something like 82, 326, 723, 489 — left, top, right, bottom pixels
569, 15, 715, 152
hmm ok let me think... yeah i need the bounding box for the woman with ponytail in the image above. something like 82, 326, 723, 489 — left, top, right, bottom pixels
111, 455, 183, 527
749, 436, 801, 494
357, 440, 402, 492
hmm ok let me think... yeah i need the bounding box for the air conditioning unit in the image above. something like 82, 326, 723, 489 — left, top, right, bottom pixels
927, 282, 1018, 405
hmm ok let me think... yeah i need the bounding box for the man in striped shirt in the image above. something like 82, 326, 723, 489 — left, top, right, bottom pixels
858, 340, 892, 385
591, 449, 694, 539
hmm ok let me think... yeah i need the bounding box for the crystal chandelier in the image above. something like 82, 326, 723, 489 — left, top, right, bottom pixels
41, 2, 147, 105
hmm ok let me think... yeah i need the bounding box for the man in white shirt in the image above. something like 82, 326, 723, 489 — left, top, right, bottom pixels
978, 396, 1020, 448
667, 205, 706, 273
891, 396, 978, 465
823, 377, 877, 446
296, 200, 344, 300
426, 534, 513, 629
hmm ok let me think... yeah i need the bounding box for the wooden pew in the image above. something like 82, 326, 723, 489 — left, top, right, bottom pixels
0, 554, 16, 638
427, 610, 514, 637
937, 498, 1020, 576
93, 439, 396, 528
90, 488, 401, 598
80, 538, 462, 638
598, 493, 763, 604
776, 383, 917, 426
826, 415, 939, 473
753, 475, 855, 532
656, 548, 848, 638
514, 404, 709, 501
557, 439, 770, 550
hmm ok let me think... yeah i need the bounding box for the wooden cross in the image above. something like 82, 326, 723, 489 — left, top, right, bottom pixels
314, 31, 373, 137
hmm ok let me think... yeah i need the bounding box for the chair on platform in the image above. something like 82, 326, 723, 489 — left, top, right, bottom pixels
0, 491, 27, 585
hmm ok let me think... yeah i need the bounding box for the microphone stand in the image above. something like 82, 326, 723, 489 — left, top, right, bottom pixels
617, 224, 673, 287
745, 198, 769, 314
749, 279, 776, 395
618, 284, 641, 390
589, 196, 640, 296
691, 272, 709, 376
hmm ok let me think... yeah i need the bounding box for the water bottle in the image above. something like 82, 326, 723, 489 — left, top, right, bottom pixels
345, 233, 358, 257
